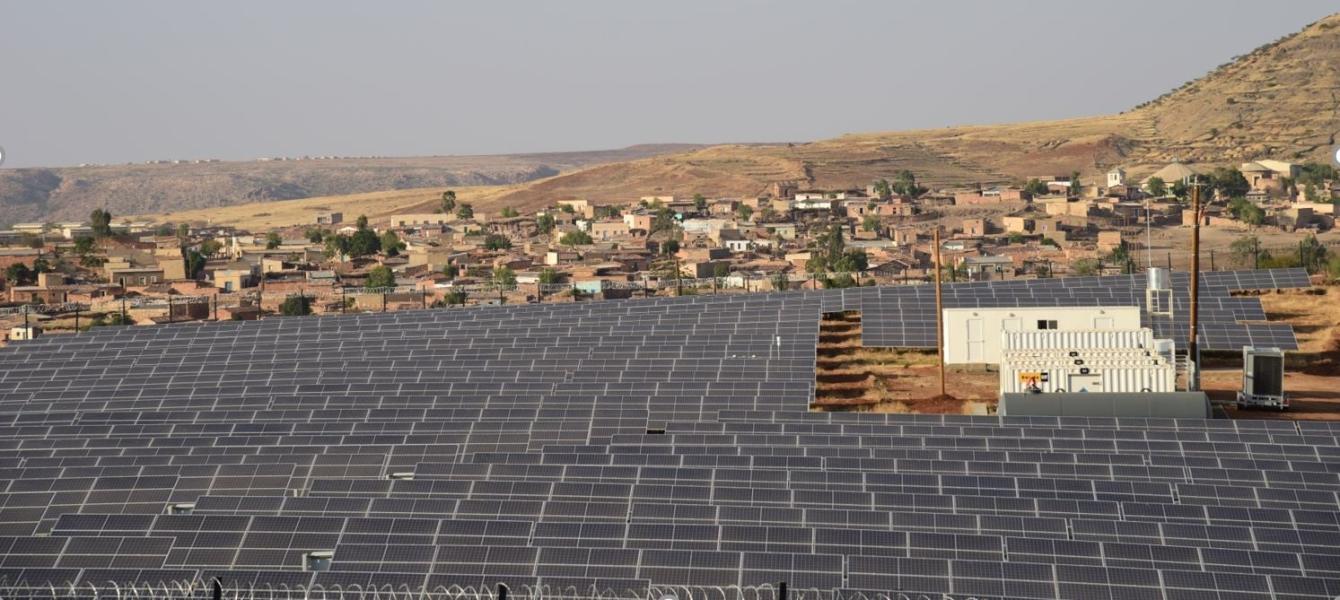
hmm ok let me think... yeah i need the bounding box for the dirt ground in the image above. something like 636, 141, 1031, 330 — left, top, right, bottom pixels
812, 312, 997, 415
1201, 285, 1340, 420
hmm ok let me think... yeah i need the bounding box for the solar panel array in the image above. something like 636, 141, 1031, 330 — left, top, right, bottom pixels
0, 269, 1331, 600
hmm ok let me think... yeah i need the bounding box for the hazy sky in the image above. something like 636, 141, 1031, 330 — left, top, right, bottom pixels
2, 1, 1335, 168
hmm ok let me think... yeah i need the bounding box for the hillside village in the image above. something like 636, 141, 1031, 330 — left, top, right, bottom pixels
1, 159, 1338, 339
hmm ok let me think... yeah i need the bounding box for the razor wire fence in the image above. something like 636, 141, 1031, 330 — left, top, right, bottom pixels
0, 580, 983, 600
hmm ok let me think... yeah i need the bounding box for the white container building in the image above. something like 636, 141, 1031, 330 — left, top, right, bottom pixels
942, 306, 1141, 364
999, 328, 1176, 395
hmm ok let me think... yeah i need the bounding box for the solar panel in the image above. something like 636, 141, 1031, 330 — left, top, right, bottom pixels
0, 270, 1325, 599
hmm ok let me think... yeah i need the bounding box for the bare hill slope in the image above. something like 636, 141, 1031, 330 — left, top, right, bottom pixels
492, 13, 1340, 207
0, 145, 706, 227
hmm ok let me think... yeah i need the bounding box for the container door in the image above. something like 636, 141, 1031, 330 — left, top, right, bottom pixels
966, 319, 985, 362
1068, 373, 1102, 393
1093, 317, 1114, 329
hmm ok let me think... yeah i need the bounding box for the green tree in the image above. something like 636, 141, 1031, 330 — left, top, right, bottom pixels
456, 204, 474, 219
1146, 177, 1167, 197
73, 237, 97, 256
491, 266, 517, 303
441, 190, 457, 214
1228, 197, 1264, 226
1229, 235, 1266, 268
1008, 232, 1025, 244
1298, 234, 1328, 274
1069, 171, 1083, 197
500, 207, 519, 218
693, 194, 707, 213
560, 230, 593, 247
177, 223, 190, 240
89, 209, 113, 237
324, 234, 352, 259
535, 213, 556, 235
771, 272, 790, 291
538, 268, 560, 285
1209, 167, 1250, 199
356, 215, 369, 230
444, 288, 468, 306
1327, 256, 1340, 283
892, 170, 927, 198
5, 263, 34, 285
660, 240, 680, 255
861, 215, 880, 232
649, 207, 678, 238
364, 265, 396, 289
713, 262, 730, 279
1071, 258, 1100, 276
736, 204, 754, 221
442, 263, 459, 278
305, 228, 325, 243
823, 273, 858, 289
483, 234, 512, 250
347, 228, 381, 257
200, 239, 222, 256
265, 232, 282, 249
594, 205, 621, 219
279, 295, 312, 316
1023, 179, 1049, 197
379, 231, 404, 256
184, 251, 208, 279
559, 203, 576, 213
1170, 180, 1190, 201
872, 179, 892, 199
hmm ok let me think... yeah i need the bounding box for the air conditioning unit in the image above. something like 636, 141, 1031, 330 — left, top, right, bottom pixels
1237, 347, 1287, 410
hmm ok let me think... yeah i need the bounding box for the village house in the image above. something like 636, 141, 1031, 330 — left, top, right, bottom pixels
1002, 216, 1034, 234
387, 213, 452, 229
1240, 160, 1299, 197
960, 218, 988, 237
589, 219, 630, 241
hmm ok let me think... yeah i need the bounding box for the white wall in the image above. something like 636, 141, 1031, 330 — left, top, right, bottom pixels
942, 306, 1141, 364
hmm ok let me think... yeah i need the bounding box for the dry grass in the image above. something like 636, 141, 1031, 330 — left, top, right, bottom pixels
140, 184, 525, 231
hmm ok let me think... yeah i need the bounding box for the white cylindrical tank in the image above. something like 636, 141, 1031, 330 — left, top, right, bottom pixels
1148, 267, 1171, 290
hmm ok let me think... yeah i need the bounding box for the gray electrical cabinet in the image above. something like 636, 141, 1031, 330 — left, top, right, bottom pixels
1238, 347, 1287, 410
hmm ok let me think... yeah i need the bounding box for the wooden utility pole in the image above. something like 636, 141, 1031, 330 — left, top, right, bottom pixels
933, 229, 946, 398
1188, 183, 1202, 390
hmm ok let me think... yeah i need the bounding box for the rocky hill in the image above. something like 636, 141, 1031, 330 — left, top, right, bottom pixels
491, 13, 1340, 209
0, 145, 705, 227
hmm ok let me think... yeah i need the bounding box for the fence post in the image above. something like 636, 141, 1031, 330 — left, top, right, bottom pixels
74, 306, 80, 332
382, 291, 387, 312
167, 295, 173, 324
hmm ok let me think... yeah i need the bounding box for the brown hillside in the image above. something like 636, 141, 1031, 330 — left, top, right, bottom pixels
129, 13, 1340, 228
0, 145, 707, 227
493, 13, 1340, 207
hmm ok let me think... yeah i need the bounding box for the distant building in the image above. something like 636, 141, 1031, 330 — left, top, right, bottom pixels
315, 212, 343, 226
1106, 168, 1126, 189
